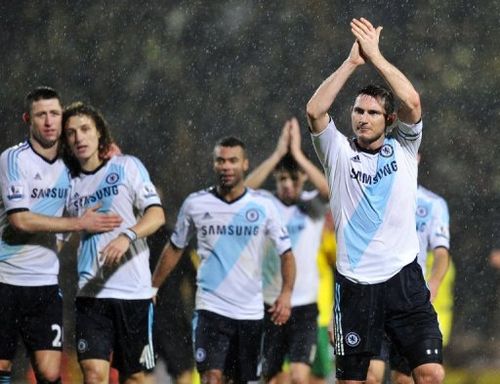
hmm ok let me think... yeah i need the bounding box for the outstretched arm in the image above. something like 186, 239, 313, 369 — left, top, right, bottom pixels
350, 17, 421, 123
306, 39, 366, 134
8, 204, 122, 234
289, 118, 329, 200
244, 120, 290, 189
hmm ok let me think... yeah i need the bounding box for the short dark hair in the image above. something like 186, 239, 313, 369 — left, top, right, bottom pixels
357, 84, 395, 116
25, 86, 62, 114
61, 102, 114, 176
275, 153, 302, 174
214, 136, 246, 157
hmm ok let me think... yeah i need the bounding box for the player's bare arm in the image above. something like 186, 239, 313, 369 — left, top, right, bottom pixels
244, 120, 291, 189
268, 249, 296, 325
8, 204, 122, 234
151, 242, 185, 291
351, 17, 421, 124
289, 117, 329, 199
306, 38, 365, 135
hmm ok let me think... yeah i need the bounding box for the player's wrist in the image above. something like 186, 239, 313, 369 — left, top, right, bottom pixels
120, 228, 138, 242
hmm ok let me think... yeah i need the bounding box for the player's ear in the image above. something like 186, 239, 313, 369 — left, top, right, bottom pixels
385, 113, 396, 126
22, 112, 30, 124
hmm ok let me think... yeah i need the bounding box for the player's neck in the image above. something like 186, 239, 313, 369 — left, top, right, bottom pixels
29, 138, 59, 161
216, 184, 246, 202
80, 155, 103, 173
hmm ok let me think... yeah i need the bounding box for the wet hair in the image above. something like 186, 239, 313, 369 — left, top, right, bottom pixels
356, 84, 395, 116
275, 153, 302, 175
24, 86, 62, 115
214, 136, 246, 157
61, 102, 114, 177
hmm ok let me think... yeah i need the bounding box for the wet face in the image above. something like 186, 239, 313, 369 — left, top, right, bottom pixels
64, 114, 101, 167
274, 170, 305, 204
29, 98, 63, 148
351, 94, 387, 149
213, 145, 249, 190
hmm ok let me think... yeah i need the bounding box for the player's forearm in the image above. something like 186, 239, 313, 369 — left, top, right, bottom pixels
8, 211, 85, 233
245, 151, 282, 189
152, 243, 184, 288
129, 206, 165, 239
428, 247, 450, 289
292, 151, 329, 199
369, 54, 421, 123
306, 60, 358, 133
279, 250, 296, 294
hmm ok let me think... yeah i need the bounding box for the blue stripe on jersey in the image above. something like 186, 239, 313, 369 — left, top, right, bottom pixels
32, 169, 70, 215
78, 234, 99, 279
344, 137, 397, 270
130, 156, 151, 182
0, 242, 23, 261
198, 201, 266, 292
7, 142, 29, 181
286, 213, 306, 248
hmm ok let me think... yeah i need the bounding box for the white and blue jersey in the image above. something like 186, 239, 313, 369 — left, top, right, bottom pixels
66, 155, 161, 299
416, 185, 450, 275
0, 140, 70, 286
312, 118, 422, 284
171, 187, 291, 320
262, 190, 327, 307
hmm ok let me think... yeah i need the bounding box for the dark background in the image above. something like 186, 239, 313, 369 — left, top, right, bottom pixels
1, 0, 499, 373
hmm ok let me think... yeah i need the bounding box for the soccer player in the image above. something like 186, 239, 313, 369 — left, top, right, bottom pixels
61, 102, 165, 384
306, 17, 444, 384
0, 87, 122, 384
152, 136, 296, 384
245, 117, 329, 384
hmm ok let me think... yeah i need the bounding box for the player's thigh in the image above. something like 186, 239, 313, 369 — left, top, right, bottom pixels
75, 297, 114, 362
234, 317, 264, 382
288, 304, 318, 365
0, 283, 19, 360
21, 285, 63, 353
112, 299, 154, 377
193, 310, 234, 373
262, 305, 288, 378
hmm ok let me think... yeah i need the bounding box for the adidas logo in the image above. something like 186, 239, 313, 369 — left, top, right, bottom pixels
351, 155, 361, 163
203, 212, 212, 219
34, 173, 42, 180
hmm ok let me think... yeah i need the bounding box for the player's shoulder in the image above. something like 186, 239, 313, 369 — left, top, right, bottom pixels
300, 189, 319, 202
1, 141, 30, 162
184, 186, 215, 203
247, 188, 276, 203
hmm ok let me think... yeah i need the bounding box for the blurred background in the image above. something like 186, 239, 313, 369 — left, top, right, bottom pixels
0, 0, 499, 382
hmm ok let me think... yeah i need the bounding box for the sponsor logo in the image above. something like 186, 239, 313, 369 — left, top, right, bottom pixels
351, 155, 361, 163
380, 144, 394, 158
31, 187, 68, 199
345, 332, 361, 347
142, 183, 158, 198
350, 160, 398, 185
7, 185, 24, 201
71, 186, 119, 209
200, 224, 259, 237
195, 347, 207, 362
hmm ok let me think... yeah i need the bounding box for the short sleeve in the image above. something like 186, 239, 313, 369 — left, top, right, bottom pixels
126, 156, 162, 212
0, 149, 30, 213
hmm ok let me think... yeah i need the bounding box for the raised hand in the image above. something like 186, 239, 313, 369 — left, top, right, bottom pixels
350, 17, 383, 61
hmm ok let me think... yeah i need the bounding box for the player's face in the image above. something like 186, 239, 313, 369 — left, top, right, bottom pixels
29, 98, 63, 148
213, 145, 249, 189
274, 170, 305, 204
64, 114, 101, 167
351, 94, 387, 149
